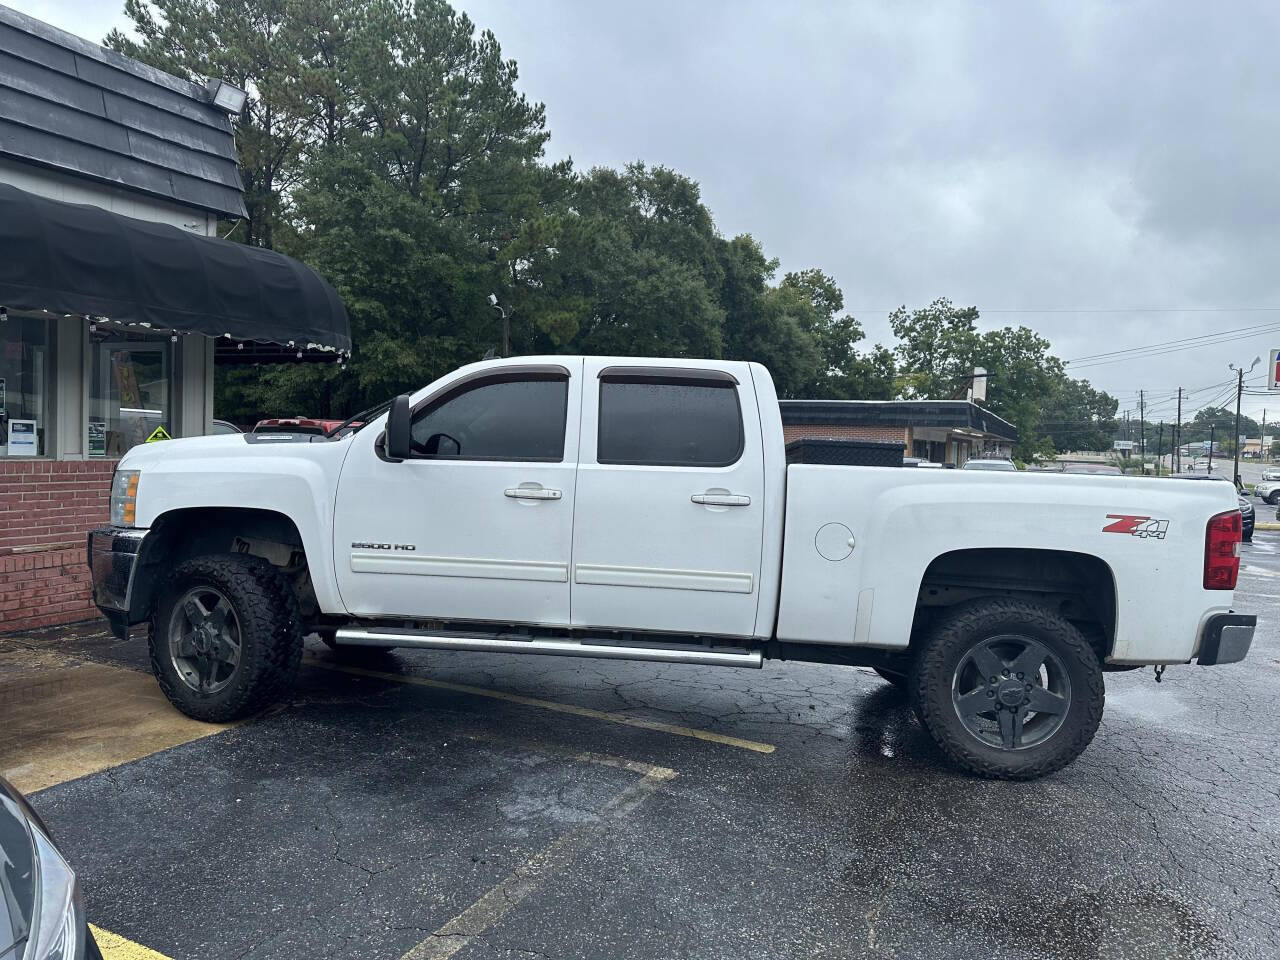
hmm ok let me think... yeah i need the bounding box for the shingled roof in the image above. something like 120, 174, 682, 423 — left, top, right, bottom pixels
0, 4, 247, 218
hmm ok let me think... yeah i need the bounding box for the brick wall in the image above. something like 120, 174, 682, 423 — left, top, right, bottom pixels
0, 460, 115, 632
782, 423, 908, 445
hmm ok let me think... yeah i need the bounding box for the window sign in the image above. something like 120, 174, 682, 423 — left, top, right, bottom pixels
7, 419, 37, 456
88, 420, 107, 458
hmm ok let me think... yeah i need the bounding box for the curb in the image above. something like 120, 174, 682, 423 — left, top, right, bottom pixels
1255, 522, 1280, 531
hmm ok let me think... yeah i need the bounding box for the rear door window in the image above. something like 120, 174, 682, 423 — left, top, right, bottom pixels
597, 378, 743, 466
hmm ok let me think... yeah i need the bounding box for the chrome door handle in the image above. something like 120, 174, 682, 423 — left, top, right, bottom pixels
504, 487, 562, 500
691, 493, 751, 507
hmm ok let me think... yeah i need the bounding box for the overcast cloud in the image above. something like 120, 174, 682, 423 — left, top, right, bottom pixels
26, 0, 1280, 424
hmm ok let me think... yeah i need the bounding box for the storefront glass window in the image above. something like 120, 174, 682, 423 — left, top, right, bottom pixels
0, 314, 50, 457
89, 332, 174, 457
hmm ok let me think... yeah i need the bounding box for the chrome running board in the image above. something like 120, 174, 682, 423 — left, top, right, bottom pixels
331, 627, 762, 669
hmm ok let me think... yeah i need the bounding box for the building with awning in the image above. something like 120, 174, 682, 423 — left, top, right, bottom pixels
0, 5, 350, 632
780, 399, 1018, 466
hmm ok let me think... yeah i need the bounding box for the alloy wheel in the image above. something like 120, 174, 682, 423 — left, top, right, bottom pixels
168, 586, 242, 694
951, 634, 1072, 750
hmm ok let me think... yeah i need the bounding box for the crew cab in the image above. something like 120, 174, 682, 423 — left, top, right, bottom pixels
88, 357, 1256, 779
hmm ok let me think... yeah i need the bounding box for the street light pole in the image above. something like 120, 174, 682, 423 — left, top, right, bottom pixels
488, 293, 510, 358
1229, 356, 1262, 488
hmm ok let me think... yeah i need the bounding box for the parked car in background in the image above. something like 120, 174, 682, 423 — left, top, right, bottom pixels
210, 418, 241, 435
1254, 478, 1280, 505
962, 458, 1017, 472
1261, 468, 1280, 482
252, 417, 346, 436
1062, 463, 1123, 476
0, 775, 102, 959
1239, 495, 1255, 542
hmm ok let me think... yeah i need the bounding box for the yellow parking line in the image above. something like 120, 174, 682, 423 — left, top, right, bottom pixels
306, 656, 776, 754
90, 925, 173, 960
401, 763, 676, 960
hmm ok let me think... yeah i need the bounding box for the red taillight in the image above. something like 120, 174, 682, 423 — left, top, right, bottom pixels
1204, 510, 1242, 590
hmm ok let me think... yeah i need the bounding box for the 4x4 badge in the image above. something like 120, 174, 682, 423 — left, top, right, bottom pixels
1103, 515, 1170, 539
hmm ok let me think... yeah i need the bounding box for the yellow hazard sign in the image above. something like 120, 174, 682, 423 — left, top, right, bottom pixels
145, 425, 172, 443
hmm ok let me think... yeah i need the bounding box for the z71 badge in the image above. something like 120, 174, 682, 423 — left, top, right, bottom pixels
1102, 515, 1170, 539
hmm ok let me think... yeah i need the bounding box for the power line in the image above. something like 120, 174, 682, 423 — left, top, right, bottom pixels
1067, 328, 1280, 370
1064, 320, 1280, 364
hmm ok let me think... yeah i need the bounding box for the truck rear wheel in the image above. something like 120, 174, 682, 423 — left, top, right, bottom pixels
148, 554, 303, 722
911, 598, 1104, 780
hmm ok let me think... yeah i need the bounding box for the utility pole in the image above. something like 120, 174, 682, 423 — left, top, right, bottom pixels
1175, 387, 1182, 473
1139, 390, 1146, 473
1157, 422, 1164, 476
1208, 423, 1215, 475
1229, 357, 1261, 488
1264, 408, 1269, 463
1233, 366, 1243, 487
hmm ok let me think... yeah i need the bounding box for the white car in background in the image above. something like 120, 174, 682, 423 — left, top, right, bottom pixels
1254, 478, 1280, 504
962, 458, 1017, 472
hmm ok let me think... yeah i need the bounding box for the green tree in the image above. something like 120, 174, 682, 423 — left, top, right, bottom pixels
1179, 407, 1259, 457
889, 298, 981, 400
1038, 378, 1119, 452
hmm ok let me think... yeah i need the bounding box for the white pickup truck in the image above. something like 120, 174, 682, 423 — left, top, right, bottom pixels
89, 356, 1256, 779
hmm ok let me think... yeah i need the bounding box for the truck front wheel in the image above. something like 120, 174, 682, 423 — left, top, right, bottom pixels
148, 554, 303, 722
911, 598, 1104, 780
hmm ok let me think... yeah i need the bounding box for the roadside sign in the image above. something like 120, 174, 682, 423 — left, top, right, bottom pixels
1113, 440, 1134, 451
145, 425, 171, 443
1270, 349, 1280, 391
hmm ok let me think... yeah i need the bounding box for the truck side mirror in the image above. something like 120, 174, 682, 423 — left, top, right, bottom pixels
385, 394, 412, 461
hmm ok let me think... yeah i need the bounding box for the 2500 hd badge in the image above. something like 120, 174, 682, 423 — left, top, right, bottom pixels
351, 542, 417, 551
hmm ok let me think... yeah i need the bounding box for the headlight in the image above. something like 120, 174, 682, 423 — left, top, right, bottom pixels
27, 821, 84, 960
109, 469, 140, 527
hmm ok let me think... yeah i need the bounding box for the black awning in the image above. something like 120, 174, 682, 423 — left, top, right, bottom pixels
0, 183, 350, 355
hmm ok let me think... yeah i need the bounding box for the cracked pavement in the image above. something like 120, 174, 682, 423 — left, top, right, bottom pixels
2, 536, 1278, 959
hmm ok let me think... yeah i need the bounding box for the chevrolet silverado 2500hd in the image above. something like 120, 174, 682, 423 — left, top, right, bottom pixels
88, 357, 1256, 779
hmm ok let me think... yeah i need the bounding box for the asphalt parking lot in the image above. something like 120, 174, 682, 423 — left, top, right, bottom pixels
3, 540, 1279, 960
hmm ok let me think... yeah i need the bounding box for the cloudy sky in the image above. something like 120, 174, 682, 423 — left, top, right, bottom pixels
26, 0, 1280, 425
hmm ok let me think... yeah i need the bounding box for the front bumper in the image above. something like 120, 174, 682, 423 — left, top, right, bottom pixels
87, 526, 148, 614
1197, 612, 1256, 665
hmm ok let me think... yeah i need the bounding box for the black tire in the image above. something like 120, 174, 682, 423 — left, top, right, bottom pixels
911, 597, 1104, 781
873, 666, 910, 689
149, 554, 303, 722
1267, 493, 1279, 506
